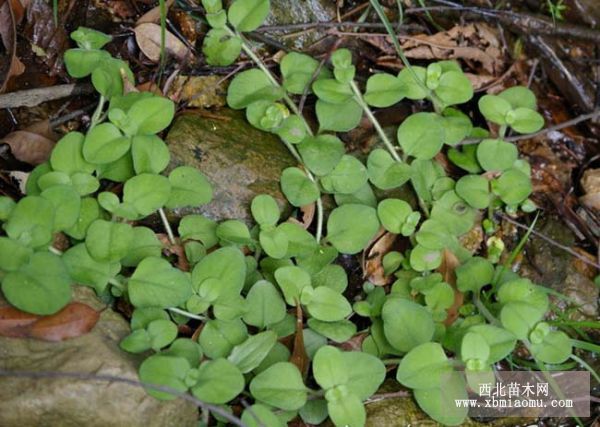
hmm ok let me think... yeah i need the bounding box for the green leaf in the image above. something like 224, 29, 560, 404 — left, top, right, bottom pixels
3, 196, 54, 248
199, 319, 248, 359
304, 286, 352, 321
435, 71, 473, 106
216, 220, 252, 245
313, 345, 347, 389
364, 73, 406, 107
138, 355, 190, 400
278, 222, 317, 258
64, 49, 111, 78
312, 264, 347, 293
2, 252, 71, 315
321, 155, 368, 195
326, 204, 380, 255
478, 95, 511, 125
307, 319, 356, 343
455, 175, 490, 209
243, 280, 286, 328
367, 149, 411, 190
166, 166, 212, 209
70, 173, 100, 196
227, 0, 270, 31
191, 358, 245, 403
120, 329, 152, 353
315, 99, 362, 132
280, 52, 326, 95
227, 69, 282, 109
312, 79, 353, 104
131, 135, 170, 174
274, 265, 311, 305
397, 66, 428, 99
96, 153, 135, 183
178, 215, 218, 248
63, 243, 120, 294
397, 112, 444, 159
123, 173, 171, 216
147, 319, 178, 351
461, 331, 490, 363
448, 145, 481, 174
456, 256, 494, 293
192, 247, 246, 297
396, 342, 452, 389
163, 338, 203, 367
409, 245, 442, 272
327, 393, 365, 427
228, 331, 277, 373
476, 139, 518, 172
280, 167, 320, 207
492, 168, 532, 205
430, 190, 476, 236
40, 185, 81, 232
259, 227, 288, 259
126, 96, 175, 135
65, 197, 100, 240
297, 135, 345, 176
0, 237, 33, 272
0, 196, 15, 220
249, 362, 308, 410
498, 86, 537, 110
509, 107, 544, 134
468, 324, 516, 363
251, 194, 280, 227
382, 297, 435, 352
529, 330, 571, 364
128, 257, 192, 308
121, 227, 162, 267
71, 27, 112, 50
342, 351, 386, 400
413, 371, 468, 426
83, 123, 130, 164
242, 404, 286, 427
85, 219, 133, 262
276, 115, 307, 144
441, 108, 473, 146
377, 198, 412, 234
50, 132, 94, 175
415, 219, 458, 251
202, 28, 242, 66
299, 400, 328, 425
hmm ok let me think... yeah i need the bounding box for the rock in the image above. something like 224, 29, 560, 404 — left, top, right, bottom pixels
0, 287, 198, 427
167, 76, 227, 109
266, 0, 336, 50
518, 216, 599, 320
165, 109, 296, 223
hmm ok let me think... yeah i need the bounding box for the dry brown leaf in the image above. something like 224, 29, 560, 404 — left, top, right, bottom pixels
0, 302, 100, 341
289, 304, 309, 378
362, 231, 397, 286
1, 119, 57, 165
0, 0, 25, 93
136, 0, 174, 25
437, 249, 463, 326
167, 75, 227, 108
25, 0, 69, 75
134, 22, 190, 63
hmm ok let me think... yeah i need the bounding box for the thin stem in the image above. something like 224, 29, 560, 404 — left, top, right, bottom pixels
167, 307, 207, 321
108, 278, 124, 291
473, 293, 500, 327
48, 246, 63, 256
158, 208, 176, 245
349, 80, 402, 163
89, 95, 106, 130
570, 354, 600, 384
225, 26, 326, 242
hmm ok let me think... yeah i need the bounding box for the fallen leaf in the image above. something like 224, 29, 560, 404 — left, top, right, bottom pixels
0, 0, 25, 93
157, 233, 190, 272
580, 168, 600, 211
338, 332, 367, 352
167, 75, 227, 108
289, 304, 309, 378
362, 230, 397, 286
0, 302, 100, 341
1, 119, 57, 165
134, 22, 190, 63
136, 0, 174, 25
25, 0, 69, 75
437, 249, 463, 326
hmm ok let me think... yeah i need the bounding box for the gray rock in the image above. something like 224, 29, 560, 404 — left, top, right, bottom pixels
0, 287, 198, 427
165, 109, 296, 223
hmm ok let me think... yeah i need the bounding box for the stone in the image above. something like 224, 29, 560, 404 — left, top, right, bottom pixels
165, 109, 296, 223
0, 287, 198, 427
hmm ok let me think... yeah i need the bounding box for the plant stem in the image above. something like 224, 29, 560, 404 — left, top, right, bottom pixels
108, 278, 124, 291
167, 307, 207, 321
225, 26, 326, 242
158, 207, 176, 245
89, 95, 106, 130
48, 246, 63, 256
349, 80, 402, 163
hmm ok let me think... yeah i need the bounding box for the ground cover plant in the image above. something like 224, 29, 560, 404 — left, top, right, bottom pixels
0, 0, 598, 426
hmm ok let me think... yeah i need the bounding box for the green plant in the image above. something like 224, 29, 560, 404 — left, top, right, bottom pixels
0, 1, 590, 426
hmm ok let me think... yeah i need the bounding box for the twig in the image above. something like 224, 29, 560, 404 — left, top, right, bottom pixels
0, 84, 94, 109
459, 109, 600, 145
499, 213, 600, 270
0, 369, 247, 427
